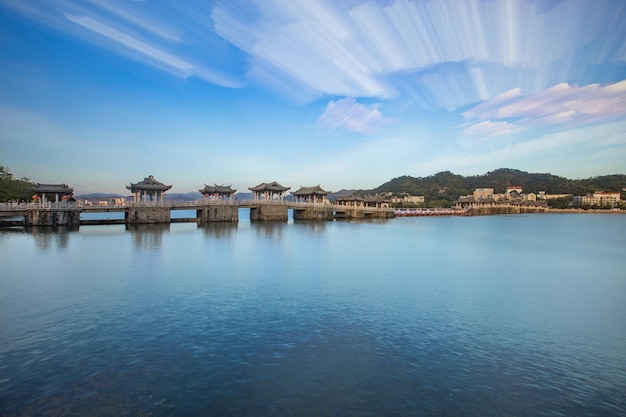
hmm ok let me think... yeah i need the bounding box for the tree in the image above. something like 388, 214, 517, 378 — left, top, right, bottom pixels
0, 165, 34, 202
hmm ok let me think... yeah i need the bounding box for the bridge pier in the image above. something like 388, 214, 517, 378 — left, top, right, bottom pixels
197, 205, 238, 222
250, 204, 288, 222
333, 208, 395, 220
24, 208, 81, 227
126, 206, 170, 224
293, 207, 334, 221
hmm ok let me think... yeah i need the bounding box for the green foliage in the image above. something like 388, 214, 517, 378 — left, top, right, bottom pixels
368, 168, 626, 207
547, 197, 571, 209
0, 165, 34, 202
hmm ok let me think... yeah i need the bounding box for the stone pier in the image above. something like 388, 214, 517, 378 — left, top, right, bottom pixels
197, 205, 238, 222
293, 207, 334, 221
333, 208, 395, 220
126, 206, 170, 224
24, 208, 81, 227
250, 204, 288, 221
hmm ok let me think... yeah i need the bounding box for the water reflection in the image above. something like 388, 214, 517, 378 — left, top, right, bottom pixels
26, 226, 76, 250
198, 222, 237, 239
126, 223, 169, 250
252, 222, 287, 239
292, 220, 328, 233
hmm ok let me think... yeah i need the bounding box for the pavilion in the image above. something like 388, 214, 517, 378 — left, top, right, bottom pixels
363, 195, 390, 209
126, 175, 172, 203
248, 181, 290, 201
335, 194, 364, 207
291, 185, 331, 203
31, 183, 73, 203
199, 184, 237, 200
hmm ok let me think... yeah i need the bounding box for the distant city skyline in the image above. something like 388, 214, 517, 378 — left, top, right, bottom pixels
1, 0, 625, 195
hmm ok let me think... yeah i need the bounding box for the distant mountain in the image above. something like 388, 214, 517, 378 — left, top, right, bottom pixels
76, 193, 126, 199
328, 189, 356, 201
163, 191, 202, 202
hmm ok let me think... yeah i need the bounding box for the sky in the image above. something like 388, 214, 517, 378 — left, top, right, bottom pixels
1, 0, 625, 195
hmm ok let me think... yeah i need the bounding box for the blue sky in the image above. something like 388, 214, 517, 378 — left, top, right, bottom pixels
1, 0, 625, 195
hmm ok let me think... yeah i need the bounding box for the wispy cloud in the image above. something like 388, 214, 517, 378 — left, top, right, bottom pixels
66, 14, 192, 72
317, 97, 391, 135
0, 0, 241, 87
212, 0, 626, 106
421, 120, 626, 178
460, 120, 526, 139
461, 81, 626, 138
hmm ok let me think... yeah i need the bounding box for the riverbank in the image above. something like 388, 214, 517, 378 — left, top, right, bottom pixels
467, 206, 625, 215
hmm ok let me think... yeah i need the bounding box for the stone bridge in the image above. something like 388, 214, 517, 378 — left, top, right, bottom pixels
0, 200, 394, 227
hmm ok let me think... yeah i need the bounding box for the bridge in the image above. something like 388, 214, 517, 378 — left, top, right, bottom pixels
0, 200, 395, 227
394, 207, 469, 216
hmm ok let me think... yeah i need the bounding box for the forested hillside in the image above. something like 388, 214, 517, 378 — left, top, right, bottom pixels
360, 169, 626, 207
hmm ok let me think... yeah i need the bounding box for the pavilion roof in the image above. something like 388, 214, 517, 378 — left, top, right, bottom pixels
363, 195, 389, 203
248, 181, 290, 192
336, 194, 364, 202
126, 175, 172, 192
200, 184, 237, 194
31, 183, 73, 194
292, 185, 330, 196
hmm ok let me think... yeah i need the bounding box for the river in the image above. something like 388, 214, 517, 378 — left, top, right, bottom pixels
1, 213, 625, 416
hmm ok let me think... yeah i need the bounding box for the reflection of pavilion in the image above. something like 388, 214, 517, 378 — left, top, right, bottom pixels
126, 175, 172, 203
291, 185, 330, 203
199, 184, 236, 200
31, 183, 73, 203
248, 182, 290, 201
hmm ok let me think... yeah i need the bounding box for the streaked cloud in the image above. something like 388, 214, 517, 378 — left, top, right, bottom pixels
460, 120, 526, 139
317, 98, 391, 135
462, 81, 626, 138
212, 0, 625, 107
0, 0, 241, 87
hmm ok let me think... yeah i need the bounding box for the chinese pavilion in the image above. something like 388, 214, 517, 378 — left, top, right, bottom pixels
248, 181, 290, 201
31, 183, 73, 203
291, 185, 331, 203
126, 175, 172, 203
199, 184, 237, 199
335, 194, 364, 207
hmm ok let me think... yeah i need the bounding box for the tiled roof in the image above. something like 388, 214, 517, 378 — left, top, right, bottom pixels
126, 175, 172, 191
336, 195, 364, 202
292, 185, 330, 196
200, 184, 236, 194
31, 183, 73, 194
248, 181, 290, 192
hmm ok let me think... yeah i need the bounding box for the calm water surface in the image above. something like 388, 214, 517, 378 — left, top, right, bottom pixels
1, 214, 625, 416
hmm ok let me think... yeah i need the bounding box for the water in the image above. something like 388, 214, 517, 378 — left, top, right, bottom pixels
1, 214, 625, 416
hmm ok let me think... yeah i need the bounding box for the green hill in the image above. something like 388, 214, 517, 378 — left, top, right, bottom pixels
357, 168, 626, 208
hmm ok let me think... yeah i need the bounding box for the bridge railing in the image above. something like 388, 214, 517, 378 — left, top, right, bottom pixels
1, 199, 394, 212
0, 201, 79, 210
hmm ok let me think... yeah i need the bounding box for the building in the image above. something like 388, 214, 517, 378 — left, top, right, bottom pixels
291, 185, 331, 203
126, 175, 172, 203
506, 186, 523, 199
473, 188, 494, 200
363, 195, 390, 209
573, 191, 622, 207
391, 195, 425, 205
248, 181, 291, 201
199, 184, 237, 200
335, 194, 364, 207
31, 183, 73, 203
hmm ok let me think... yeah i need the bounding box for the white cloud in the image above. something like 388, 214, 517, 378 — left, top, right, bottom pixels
461, 81, 626, 139
317, 97, 391, 135
460, 120, 526, 138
